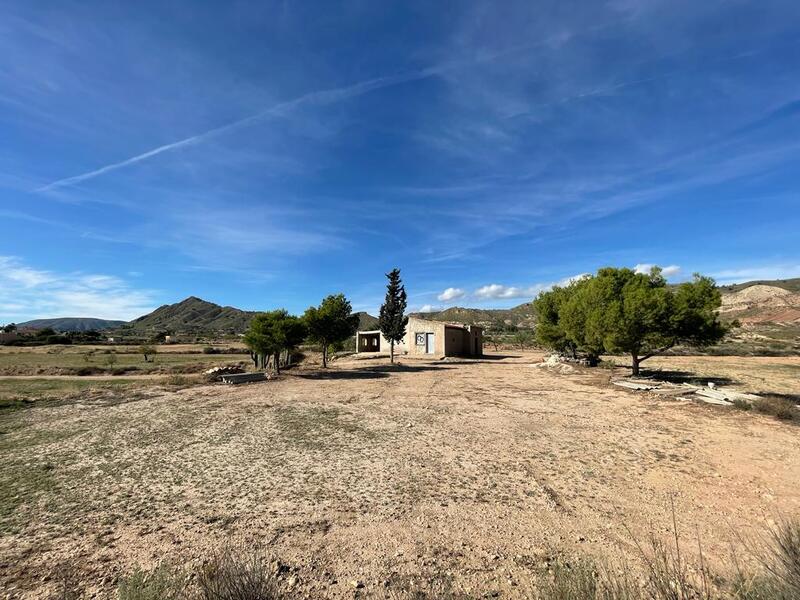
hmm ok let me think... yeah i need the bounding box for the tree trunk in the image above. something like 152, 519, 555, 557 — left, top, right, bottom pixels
322, 344, 327, 368
631, 353, 641, 376
274, 352, 280, 375
390, 340, 395, 364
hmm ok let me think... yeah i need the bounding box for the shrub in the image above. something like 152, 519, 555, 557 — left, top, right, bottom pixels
197, 544, 284, 600
203, 346, 220, 354
542, 558, 602, 599
732, 399, 752, 411
753, 397, 797, 421
75, 366, 104, 376
111, 366, 139, 376
736, 517, 800, 600
165, 375, 192, 387
118, 566, 184, 600
52, 563, 84, 600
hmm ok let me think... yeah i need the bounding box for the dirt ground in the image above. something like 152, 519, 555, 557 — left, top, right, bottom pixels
1, 351, 799, 598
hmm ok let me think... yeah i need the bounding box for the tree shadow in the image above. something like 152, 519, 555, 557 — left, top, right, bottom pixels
638, 368, 737, 387
474, 354, 522, 361
763, 393, 800, 405
295, 364, 453, 380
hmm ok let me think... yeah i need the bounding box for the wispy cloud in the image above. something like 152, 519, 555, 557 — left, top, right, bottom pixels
710, 264, 800, 285
437, 287, 467, 302
474, 284, 541, 300
35, 68, 446, 192
0, 256, 157, 321
436, 274, 590, 305
634, 263, 682, 278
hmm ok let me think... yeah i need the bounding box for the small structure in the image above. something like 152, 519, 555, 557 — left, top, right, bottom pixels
0, 332, 19, 344
356, 316, 482, 359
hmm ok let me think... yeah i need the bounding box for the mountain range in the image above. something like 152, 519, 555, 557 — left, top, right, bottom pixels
127, 296, 257, 334
13, 279, 800, 344
14, 317, 127, 332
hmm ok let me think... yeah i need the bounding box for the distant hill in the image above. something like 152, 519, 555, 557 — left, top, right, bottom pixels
411, 303, 536, 330
355, 312, 379, 330
128, 296, 256, 334
719, 277, 800, 294
16, 317, 127, 332
719, 284, 800, 324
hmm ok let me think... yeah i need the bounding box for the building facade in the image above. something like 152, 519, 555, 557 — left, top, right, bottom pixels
356, 316, 483, 358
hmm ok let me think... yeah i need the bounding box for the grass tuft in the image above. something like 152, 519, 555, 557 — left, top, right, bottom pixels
197, 544, 284, 600
118, 565, 184, 600
753, 397, 797, 421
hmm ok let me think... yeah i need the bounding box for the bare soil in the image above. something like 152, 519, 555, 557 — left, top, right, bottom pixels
1, 352, 799, 598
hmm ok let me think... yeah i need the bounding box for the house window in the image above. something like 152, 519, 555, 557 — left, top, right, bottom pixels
415, 333, 426, 346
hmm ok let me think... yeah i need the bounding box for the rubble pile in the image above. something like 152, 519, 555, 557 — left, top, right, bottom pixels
612, 378, 760, 407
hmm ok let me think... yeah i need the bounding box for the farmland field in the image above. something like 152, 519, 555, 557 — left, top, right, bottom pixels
0, 344, 248, 376
0, 350, 798, 598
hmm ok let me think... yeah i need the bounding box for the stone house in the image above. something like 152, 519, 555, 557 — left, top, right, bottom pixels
356, 316, 483, 358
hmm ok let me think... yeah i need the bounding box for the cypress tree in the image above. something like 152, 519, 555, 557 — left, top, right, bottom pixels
379, 268, 408, 364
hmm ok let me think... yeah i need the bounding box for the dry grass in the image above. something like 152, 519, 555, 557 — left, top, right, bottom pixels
109, 517, 800, 599
753, 396, 797, 422
2, 352, 799, 598
197, 545, 285, 600
118, 566, 185, 600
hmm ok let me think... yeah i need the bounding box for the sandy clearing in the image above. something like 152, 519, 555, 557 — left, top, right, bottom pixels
0, 351, 798, 598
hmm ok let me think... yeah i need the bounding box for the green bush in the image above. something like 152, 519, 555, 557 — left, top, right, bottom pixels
118, 566, 184, 600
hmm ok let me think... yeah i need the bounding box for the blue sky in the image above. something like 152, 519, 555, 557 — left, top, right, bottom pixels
1, 0, 799, 321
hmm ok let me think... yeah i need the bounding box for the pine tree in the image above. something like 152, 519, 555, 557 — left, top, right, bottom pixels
304, 294, 359, 368
379, 268, 408, 364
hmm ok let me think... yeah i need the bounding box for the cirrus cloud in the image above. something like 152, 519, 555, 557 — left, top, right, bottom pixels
437, 287, 467, 302
0, 256, 158, 321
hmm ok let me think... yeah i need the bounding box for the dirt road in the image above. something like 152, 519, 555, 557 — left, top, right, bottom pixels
1, 352, 798, 598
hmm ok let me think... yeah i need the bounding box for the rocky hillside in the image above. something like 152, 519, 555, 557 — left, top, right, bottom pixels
355, 312, 379, 330
713, 279, 800, 355
411, 303, 536, 330
128, 297, 257, 334
719, 281, 800, 324
15, 317, 127, 332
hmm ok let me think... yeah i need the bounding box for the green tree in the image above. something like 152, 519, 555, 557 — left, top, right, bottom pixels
243, 312, 281, 372
138, 344, 157, 362
2, 323, 16, 333
243, 310, 308, 374
304, 294, 359, 368
484, 334, 500, 352
272, 312, 307, 373
540, 267, 729, 375
512, 330, 535, 349
378, 268, 408, 364
533, 279, 588, 358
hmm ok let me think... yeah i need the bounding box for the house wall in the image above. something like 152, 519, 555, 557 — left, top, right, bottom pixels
357, 318, 483, 358
444, 325, 464, 355
356, 330, 408, 354
405, 317, 446, 358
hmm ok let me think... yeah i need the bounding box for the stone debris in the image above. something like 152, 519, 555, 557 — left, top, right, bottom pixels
220, 372, 268, 385
613, 378, 761, 407
534, 354, 576, 374
203, 367, 244, 377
